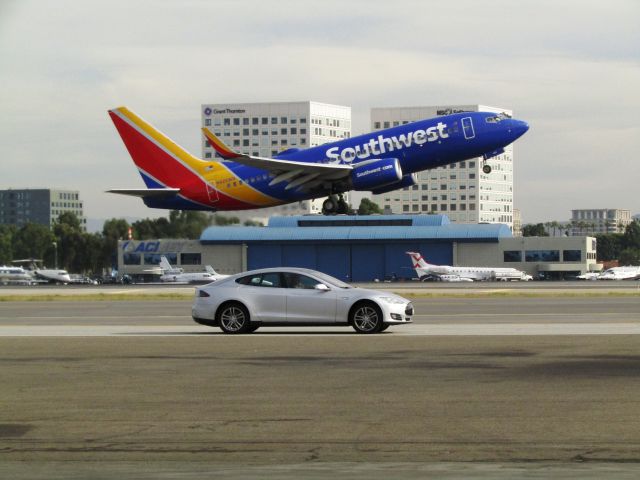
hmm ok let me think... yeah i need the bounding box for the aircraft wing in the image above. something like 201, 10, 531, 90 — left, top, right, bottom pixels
202, 127, 352, 190
106, 188, 181, 197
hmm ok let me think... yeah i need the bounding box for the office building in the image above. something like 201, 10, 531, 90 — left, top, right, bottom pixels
201, 101, 351, 222
570, 209, 632, 235
370, 105, 515, 231
0, 188, 86, 229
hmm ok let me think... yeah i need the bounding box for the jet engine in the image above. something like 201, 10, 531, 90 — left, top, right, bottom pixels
371, 173, 418, 195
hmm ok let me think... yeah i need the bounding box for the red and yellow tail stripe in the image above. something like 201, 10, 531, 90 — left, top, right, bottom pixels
109, 107, 279, 209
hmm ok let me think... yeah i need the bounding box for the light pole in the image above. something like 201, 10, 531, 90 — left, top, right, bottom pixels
52, 241, 58, 269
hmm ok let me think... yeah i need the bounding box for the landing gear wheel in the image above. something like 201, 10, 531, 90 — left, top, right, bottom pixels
482, 164, 492, 174
336, 194, 349, 214
351, 302, 384, 334
322, 195, 338, 215
218, 303, 251, 334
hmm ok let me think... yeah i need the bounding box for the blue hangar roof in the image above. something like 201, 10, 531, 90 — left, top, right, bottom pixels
200, 215, 512, 243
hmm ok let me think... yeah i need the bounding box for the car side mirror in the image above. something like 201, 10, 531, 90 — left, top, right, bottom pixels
314, 283, 330, 291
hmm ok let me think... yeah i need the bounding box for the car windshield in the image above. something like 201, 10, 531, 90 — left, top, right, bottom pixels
309, 271, 352, 289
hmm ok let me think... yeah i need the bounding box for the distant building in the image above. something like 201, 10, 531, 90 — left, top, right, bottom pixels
512, 208, 522, 237
0, 188, 86, 229
201, 101, 352, 223
570, 209, 631, 235
370, 104, 515, 232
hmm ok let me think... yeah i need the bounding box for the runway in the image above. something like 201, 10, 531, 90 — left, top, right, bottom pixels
1, 295, 640, 478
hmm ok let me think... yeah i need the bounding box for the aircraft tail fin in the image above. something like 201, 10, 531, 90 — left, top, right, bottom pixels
108, 106, 203, 189
406, 251, 431, 269
204, 265, 217, 275
202, 127, 242, 160
159, 255, 173, 272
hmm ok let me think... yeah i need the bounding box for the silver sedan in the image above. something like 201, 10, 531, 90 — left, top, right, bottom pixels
192, 267, 414, 334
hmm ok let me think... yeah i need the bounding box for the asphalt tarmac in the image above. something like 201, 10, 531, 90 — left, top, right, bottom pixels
1, 295, 639, 478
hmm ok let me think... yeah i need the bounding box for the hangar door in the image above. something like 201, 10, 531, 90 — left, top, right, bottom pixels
351, 244, 385, 282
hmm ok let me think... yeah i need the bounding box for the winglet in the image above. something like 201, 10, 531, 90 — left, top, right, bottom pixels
202, 127, 242, 160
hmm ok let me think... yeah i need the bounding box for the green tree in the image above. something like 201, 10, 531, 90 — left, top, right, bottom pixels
357, 198, 383, 215
12, 223, 56, 264
622, 220, 640, 250
102, 218, 130, 270
619, 248, 640, 266
213, 214, 240, 226
594, 233, 624, 261
0, 225, 16, 264
53, 212, 86, 272
522, 223, 548, 237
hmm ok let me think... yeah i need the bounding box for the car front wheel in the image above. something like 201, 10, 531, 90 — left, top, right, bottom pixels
218, 303, 251, 334
350, 302, 383, 334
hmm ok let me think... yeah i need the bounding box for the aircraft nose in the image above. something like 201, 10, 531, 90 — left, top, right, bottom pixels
510, 119, 529, 139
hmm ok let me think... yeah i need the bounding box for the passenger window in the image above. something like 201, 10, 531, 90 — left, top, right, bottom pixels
284, 273, 319, 289
236, 272, 282, 287
259, 272, 282, 287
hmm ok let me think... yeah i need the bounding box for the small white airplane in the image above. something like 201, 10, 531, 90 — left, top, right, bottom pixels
406, 251, 533, 282
0, 265, 35, 285
12, 259, 72, 284
155, 255, 229, 284
597, 266, 640, 280
576, 272, 600, 281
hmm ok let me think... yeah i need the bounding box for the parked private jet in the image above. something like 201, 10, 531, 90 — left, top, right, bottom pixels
11, 259, 72, 284
0, 265, 35, 285
597, 266, 640, 280
155, 255, 228, 284
406, 251, 532, 282
107, 107, 528, 215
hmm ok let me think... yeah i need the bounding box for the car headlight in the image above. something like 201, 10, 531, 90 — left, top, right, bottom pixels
378, 296, 406, 305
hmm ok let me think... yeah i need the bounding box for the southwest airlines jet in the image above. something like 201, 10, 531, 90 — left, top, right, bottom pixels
108, 107, 528, 215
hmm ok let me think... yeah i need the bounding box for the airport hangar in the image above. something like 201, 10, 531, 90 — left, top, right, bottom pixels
118, 215, 598, 282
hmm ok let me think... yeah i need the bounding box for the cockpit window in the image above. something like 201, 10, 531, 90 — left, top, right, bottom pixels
485, 112, 512, 123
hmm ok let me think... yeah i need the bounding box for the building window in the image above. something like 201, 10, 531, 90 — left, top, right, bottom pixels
243, 118, 249, 125
440, 204, 447, 211
503, 251, 522, 262
563, 250, 582, 262
402, 205, 409, 212
181, 253, 202, 265
252, 117, 259, 125
412, 204, 419, 211
123, 253, 141, 265
271, 117, 277, 124
233, 118, 240, 126
469, 203, 476, 210
205, 119, 211, 126
262, 117, 268, 124
281, 117, 287, 124
525, 250, 560, 262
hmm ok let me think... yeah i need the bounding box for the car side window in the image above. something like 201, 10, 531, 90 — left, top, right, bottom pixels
236, 272, 283, 288
284, 273, 319, 289
260, 272, 282, 288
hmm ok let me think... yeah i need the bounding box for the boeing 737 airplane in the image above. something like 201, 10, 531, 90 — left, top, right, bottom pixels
406, 251, 532, 282
107, 107, 528, 214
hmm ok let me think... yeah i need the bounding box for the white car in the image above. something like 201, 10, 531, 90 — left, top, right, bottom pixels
192, 267, 414, 334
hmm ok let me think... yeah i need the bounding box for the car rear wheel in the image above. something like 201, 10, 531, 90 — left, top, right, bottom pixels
350, 302, 383, 334
218, 303, 251, 334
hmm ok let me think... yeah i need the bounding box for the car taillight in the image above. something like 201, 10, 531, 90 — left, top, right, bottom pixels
198, 290, 210, 297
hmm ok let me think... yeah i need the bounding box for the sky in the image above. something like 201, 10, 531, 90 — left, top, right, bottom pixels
1, 0, 639, 226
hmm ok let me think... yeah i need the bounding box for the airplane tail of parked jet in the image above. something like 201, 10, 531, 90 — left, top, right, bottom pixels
159, 255, 179, 274
406, 251, 432, 269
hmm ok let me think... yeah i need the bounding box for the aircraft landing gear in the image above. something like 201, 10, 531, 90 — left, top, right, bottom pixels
482, 163, 492, 174
322, 194, 349, 215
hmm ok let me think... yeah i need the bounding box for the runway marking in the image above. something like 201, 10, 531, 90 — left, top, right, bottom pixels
1, 323, 640, 336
